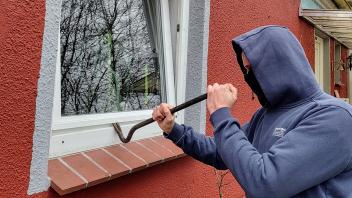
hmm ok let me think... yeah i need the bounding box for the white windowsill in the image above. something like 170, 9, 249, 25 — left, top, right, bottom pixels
52, 110, 154, 130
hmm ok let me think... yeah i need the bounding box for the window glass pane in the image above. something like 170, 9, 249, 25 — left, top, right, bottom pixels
60, 0, 163, 116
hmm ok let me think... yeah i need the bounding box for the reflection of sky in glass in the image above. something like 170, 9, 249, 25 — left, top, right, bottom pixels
60, 0, 162, 116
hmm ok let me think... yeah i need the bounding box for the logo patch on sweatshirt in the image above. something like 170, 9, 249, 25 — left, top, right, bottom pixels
273, 128, 286, 137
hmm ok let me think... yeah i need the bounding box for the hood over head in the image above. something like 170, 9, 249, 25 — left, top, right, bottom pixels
232, 25, 321, 108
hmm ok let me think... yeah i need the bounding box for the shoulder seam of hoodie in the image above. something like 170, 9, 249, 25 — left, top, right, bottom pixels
297, 103, 352, 130
304, 102, 352, 120
317, 104, 352, 118
324, 105, 352, 171
312, 94, 352, 118
303, 104, 352, 170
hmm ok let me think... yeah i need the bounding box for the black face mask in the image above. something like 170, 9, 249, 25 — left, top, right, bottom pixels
235, 49, 270, 108
243, 68, 270, 108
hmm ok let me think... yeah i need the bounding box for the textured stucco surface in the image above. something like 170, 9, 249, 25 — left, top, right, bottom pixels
183, 0, 210, 133
0, 0, 46, 197
27, 0, 62, 195
45, 156, 244, 197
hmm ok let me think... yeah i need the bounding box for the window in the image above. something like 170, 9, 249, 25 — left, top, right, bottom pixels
314, 36, 324, 88
313, 30, 331, 94
50, 0, 185, 157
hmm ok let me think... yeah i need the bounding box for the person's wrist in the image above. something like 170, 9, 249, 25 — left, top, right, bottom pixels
163, 122, 175, 134
210, 107, 233, 129
210, 105, 231, 115
163, 123, 184, 142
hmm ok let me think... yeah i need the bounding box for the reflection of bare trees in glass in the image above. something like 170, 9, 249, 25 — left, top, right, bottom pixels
60, 0, 162, 116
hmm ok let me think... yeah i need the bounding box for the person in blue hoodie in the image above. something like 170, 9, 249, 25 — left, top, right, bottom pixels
152, 25, 352, 198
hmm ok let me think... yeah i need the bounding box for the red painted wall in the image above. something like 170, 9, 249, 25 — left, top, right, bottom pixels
330, 38, 349, 98
0, 0, 317, 198
338, 46, 349, 98
0, 0, 46, 197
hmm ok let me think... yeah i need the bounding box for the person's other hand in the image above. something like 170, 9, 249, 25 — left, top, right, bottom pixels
152, 103, 175, 134
207, 83, 238, 115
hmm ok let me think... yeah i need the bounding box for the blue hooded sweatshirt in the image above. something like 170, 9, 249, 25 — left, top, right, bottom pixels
165, 26, 352, 198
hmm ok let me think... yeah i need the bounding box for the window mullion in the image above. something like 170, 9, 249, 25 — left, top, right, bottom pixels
160, 0, 176, 106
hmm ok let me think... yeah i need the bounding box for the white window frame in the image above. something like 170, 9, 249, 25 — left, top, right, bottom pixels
314, 36, 324, 88
49, 0, 189, 158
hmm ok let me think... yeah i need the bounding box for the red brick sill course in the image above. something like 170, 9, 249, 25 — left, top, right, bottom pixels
48, 136, 184, 196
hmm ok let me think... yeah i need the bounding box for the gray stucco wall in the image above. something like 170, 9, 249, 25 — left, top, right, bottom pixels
27, 0, 210, 194
184, 0, 210, 133
27, 0, 62, 195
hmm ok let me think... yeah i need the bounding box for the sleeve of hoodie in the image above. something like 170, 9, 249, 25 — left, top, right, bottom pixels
164, 122, 250, 170
211, 107, 352, 198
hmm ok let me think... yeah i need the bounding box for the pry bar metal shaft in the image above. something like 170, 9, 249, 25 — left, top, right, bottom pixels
113, 93, 207, 143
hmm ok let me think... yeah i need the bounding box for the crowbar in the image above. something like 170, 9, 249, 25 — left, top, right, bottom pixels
113, 93, 207, 143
